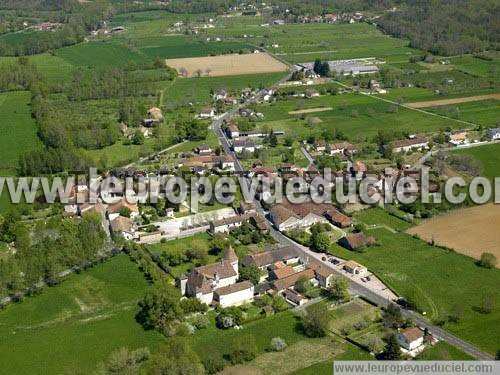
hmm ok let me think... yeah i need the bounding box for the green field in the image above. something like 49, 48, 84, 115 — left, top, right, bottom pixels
55, 41, 148, 68
0, 255, 163, 374
254, 93, 463, 141
163, 72, 287, 105
329, 223, 500, 354
138, 36, 253, 59
354, 207, 413, 231
203, 22, 420, 64
452, 143, 500, 180
449, 55, 500, 78
428, 99, 500, 128
0, 91, 42, 175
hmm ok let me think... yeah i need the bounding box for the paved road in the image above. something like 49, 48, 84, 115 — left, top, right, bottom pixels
210, 76, 495, 361
300, 146, 315, 166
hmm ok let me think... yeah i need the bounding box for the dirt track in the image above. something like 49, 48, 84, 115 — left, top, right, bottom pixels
165, 53, 288, 77
407, 204, 500, 264
288, 107, 333, 115
406, 93, 500, 108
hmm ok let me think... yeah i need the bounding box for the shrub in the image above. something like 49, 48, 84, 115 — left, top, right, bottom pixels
229, 335, 258, 364
192, 314, 210, 329
478, 252, 497, 269
270, 337, 287, 352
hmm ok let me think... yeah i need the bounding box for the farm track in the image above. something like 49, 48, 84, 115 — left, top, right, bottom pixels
406, 93, 500, 108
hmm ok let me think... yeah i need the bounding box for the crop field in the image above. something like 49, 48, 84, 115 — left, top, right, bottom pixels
451, 142, 500, 180
426, 99, 500, 127
0, 255, 163, 374
55, 41, 148, 68
328, 225, 500, 355
0, 91, 42, 175
407, 204, 500, 262
254, 93, 462, 140
139, 36, 253, 59
165, 52, 289, 77
448, 54, 500, 78
203, 22, 421, 64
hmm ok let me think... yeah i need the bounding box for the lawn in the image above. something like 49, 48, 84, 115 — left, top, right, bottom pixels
452, 143, 500, 180
0, 255, 164, 374
190, 310, 306, 358
0, 91, 43, 175
328, 228, 500, 355
418, 341, 475, 360
354, 207, 413, 231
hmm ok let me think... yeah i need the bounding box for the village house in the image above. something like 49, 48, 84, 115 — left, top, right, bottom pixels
313, 139, 327, 152
308, 262, 335, 288
272, 269, 316, 292
398, 327, 425, 351
388, 137, 429, 153
196, 144, 212, 155
326, 141, 358, 156
226, 124, 240, 139
212, 89, 227, 101
107, 198, 140, 221
487, 127, 500, 140
242, 246, 301, 271
179, 246, 254, 307
199, 107, 215, 119
339, 232, 376, 251
145, 107, 164, 124
350, 161, 367, 180
448, 131, 468, 146
325, 208, 352, 228
110, 216, 136, 240
305, 89, 320, 98
232, 139, 262, 153
343, 260, 368, 275
213, 281, 254, 308
209, 212, 259, 234
269, 265, 296, 281
269, 199, 333, 232
282, 288, 306, 306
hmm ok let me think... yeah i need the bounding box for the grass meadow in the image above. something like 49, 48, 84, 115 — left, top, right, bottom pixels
0, 91, 42, 175
328, 217, 500, 354
428, 99, 500, 128
254, 93, 463, 141
55, 40, 148, 68
0, 255, 163, 374
452, 143, 500, 180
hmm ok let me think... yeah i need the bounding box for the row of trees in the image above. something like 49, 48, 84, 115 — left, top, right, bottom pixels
377, 0, 499, 56
0, 212, 108, 299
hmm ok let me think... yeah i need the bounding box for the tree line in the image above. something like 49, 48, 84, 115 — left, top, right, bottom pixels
0, 212, 109, 300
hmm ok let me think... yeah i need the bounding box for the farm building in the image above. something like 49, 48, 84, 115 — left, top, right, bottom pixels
388, 137, 429, 153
